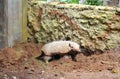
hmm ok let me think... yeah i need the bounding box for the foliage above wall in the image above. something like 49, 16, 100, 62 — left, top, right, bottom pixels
59, 0, 79, 4
85, 0, 103, 6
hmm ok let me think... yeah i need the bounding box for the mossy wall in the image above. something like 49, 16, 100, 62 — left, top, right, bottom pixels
28, 1, 120, 51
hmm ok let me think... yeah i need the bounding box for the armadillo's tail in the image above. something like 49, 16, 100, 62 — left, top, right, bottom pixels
35, 51, 45, 60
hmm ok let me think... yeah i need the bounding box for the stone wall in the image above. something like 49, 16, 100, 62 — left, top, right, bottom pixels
28, 1, 120, 51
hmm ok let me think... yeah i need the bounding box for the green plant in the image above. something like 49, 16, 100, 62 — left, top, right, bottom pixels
59, 0, 79, 4
85, 0, 103, 6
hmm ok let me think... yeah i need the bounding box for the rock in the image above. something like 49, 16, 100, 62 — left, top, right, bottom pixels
111, 69, 118, 73
107, 66, 114, 71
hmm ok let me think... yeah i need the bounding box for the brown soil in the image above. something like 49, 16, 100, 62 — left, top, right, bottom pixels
0, 43, 120, 79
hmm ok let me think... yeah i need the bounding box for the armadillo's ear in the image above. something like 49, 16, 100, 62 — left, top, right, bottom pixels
69, 43, 73, 48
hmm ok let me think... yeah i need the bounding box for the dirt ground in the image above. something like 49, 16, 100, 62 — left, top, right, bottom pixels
0, 43, 120, 79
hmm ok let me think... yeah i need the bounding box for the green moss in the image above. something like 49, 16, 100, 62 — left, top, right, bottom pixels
28, 1, 120, 51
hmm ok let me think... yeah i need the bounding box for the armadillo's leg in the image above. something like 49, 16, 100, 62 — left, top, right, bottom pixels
43, 56, 52, 63
71, 54, 77, 62
69, 51, 77, 62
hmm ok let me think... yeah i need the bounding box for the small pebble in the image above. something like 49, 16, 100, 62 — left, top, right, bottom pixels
89, 70, 92, 72
111, 69, 118, 73
42, 71, 45, 73
27, 71, 33, 74
12, 76, 17, 79
107, 66, 113, 71
73, 70, 77, 72
60, 77, 64, 79
3, 74, 8, 79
